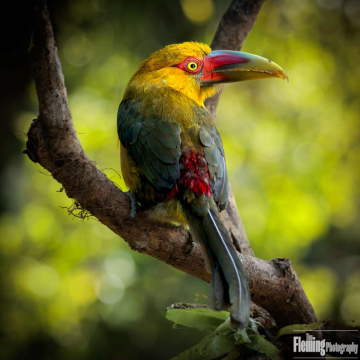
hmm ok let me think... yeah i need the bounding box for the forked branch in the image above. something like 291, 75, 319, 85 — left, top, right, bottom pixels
25, 0, 317, 328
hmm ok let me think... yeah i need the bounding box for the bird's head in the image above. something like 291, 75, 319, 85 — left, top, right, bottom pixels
129, 42, 288, 106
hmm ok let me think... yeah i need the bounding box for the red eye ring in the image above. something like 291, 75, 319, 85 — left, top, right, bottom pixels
176, 57, 203, 74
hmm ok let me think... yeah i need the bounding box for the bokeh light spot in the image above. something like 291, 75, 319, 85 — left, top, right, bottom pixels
180, 0, 214, 24
96, 273, 125, 304
105, 251, 136, 287
69, 271, 97, 305
25, 263, 60, 299
299, 267, 337, 319
64, 33, 94, 67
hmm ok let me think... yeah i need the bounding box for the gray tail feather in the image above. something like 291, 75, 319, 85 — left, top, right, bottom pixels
182, 200, 251, 329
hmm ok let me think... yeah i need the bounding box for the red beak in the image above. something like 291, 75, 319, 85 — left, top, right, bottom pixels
200, 50, 288, 85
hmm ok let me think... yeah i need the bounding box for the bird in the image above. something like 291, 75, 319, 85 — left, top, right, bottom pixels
117, 42, 287, 329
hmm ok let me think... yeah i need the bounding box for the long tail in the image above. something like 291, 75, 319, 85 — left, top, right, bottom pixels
181, 197, 251, 329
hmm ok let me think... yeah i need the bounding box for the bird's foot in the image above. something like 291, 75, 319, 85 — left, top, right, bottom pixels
125, 191, 137, 219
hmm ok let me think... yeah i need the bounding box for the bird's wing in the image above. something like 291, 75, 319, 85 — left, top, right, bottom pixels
117, 99, 181, 191
198, 123, 229, 210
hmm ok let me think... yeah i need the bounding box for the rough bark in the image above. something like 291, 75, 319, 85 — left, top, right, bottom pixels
25, 0, 318, 329
206, 0, 265, 257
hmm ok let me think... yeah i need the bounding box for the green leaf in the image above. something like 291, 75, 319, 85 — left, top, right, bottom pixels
166, 308, 230, 331
244, 335, 280, 360
273, 321, 325, 341
234, 328, 251, 344
171, 319, 235, 360
234, 317, 260, 345
225, 346, 242, 360
204, 332, 235, 359
170, 343, 205, 360
168, 310, 282, 360
248, 318, 260, 335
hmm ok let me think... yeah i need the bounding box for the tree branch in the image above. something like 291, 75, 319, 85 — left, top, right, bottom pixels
25, 0, 317, 328
205, 0, 265, 120
206, 0, 265, 257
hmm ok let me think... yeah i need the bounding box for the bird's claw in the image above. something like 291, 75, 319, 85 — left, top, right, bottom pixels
126, 191, 137, 219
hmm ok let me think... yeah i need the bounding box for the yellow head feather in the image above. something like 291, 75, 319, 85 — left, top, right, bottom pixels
140, 42, 211, 71
127, 42, 216, 106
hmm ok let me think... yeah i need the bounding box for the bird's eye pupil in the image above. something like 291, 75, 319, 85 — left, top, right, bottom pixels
187, 62, 198, 71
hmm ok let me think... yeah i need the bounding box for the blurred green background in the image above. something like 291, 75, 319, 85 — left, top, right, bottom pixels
1, 0, 360, 359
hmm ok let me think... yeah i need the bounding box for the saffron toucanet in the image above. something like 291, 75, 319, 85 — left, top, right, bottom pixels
117, 42, 287, 329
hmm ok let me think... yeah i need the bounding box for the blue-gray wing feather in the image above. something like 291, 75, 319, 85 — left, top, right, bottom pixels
118, 99, 181, 191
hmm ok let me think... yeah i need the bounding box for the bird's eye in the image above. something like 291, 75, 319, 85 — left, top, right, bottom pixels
187, 62, 198, 71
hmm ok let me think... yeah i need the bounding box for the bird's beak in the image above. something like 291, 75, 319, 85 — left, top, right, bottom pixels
200, 50, 288, 85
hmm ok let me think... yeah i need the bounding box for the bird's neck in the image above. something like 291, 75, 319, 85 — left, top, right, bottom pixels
123, 76, 214, 129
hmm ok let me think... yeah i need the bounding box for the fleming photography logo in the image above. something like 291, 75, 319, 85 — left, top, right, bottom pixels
293, 331, 359, 359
